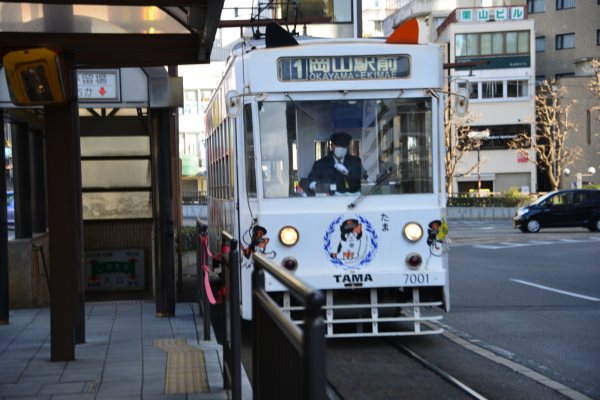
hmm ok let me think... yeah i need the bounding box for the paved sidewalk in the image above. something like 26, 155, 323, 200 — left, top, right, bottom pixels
0, 302, 252, 399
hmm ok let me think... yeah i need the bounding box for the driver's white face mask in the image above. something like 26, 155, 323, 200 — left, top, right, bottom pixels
333, 147, 348, 159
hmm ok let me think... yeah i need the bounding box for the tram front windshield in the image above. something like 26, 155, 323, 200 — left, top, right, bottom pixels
256, 98, 433, 198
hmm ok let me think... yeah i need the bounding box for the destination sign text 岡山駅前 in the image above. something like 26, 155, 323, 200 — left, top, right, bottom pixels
278, 55, 410, 81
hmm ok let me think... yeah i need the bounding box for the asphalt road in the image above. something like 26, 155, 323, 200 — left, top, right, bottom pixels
443, 219, 600, 399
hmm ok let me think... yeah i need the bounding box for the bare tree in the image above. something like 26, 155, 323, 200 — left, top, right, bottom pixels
588, 58, 600, 101
588, 58, 600, 123
509, 80, 581, 191
444, 93, 480, 194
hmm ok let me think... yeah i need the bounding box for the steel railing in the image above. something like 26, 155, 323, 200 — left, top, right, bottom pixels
183, 191, 207, 205
221, 231, 242, 400
196, 220, 212, 341
252, 252, 326, 400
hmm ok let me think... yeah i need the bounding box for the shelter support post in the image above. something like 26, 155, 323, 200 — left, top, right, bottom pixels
12, 121, 31, 239
45, 68, 85, 360
151, 108, 176, 317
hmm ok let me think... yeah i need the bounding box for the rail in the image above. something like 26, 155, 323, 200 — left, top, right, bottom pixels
252, 252, 326, 400
195, 220, 211, 341
183, 191, 207, 205
220, 231, 242, 400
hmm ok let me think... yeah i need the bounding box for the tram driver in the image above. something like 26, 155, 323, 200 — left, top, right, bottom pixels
307, 132, 363, 195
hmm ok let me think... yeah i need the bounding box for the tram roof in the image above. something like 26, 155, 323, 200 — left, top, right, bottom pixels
232, 35, 434, 56
0, 1, 225, 68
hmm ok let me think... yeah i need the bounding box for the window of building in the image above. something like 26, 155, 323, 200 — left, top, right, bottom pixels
492, 32, 504, 54
536, 36, 545, 52
506, 31, 529, 54
276, 0, 352, 22
597, 29, 600, 45
556, 0, 575, 10
455, 31, 529, 58
468, 78, 531, 101
373, 20, 383, 32
507, 80, 529, 98
466, 33, 479, 56
182, 89, 199, 115
528, 0, 546, 13
469, 82, 479, 99
457, 81, 478, 99
480, 33, 492, 55
556, 33, 575, 50
482, 81, 503, 99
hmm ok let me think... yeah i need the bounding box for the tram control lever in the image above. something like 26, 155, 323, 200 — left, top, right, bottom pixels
348, 166, 396, 209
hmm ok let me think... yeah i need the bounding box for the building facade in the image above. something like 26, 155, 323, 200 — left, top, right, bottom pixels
526, 0, 599, 189
384, 0, 599, 192
437, 5, 537, 194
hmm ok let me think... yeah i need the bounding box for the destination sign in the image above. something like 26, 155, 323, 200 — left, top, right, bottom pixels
278, 55, 410, 82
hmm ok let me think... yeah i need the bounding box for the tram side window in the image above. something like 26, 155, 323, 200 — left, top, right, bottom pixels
259, 102, 294, 198
243, 104, 256, 197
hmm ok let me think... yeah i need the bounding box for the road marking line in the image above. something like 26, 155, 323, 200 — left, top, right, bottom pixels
469, 237, 599, 250
471, 244, 506, 249
498, 242, 529, 247
510, 279, 600, 302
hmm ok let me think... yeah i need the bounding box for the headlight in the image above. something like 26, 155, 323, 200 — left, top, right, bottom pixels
517, 208, 529, 217
279, 226, 299, 246
403, 222, 423, 242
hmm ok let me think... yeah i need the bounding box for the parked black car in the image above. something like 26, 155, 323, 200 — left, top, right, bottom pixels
513, 189, 600, 233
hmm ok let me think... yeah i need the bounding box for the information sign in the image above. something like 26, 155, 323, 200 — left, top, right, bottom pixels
278, 55, 410, 82
77, 69, 120, 101
84, 248, 145, 292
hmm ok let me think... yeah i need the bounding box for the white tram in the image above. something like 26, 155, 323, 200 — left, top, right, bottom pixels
204, 23, 450, 337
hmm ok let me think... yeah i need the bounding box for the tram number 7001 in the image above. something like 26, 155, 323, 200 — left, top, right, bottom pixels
403, 273, 430, 285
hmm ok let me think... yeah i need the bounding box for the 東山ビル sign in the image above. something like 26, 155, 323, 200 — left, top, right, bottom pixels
457, 6, 525, 22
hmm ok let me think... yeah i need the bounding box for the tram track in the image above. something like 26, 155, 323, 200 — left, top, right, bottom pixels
387, 339, 488, 400
325, 336, 488, 400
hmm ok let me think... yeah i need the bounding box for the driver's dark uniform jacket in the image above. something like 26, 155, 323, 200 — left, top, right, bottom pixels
308, 153, 363, 193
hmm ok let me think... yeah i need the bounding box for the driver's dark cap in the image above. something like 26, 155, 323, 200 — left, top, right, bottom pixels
330, 132, 352, 147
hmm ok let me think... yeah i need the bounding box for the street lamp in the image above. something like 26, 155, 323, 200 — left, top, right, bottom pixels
468, 129, 490, 193
565, 167, 596, 189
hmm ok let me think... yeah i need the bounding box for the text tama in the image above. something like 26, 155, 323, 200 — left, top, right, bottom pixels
333, 273, 373, 283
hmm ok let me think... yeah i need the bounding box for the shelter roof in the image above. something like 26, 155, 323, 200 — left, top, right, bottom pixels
0, 1, 225, 67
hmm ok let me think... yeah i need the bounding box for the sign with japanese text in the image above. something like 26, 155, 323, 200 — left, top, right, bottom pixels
278, 55, 410, 82
456, 55, 530, 70
457, 6, 525, 22
84, 248, 145, 292
77, 70, 120, 101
